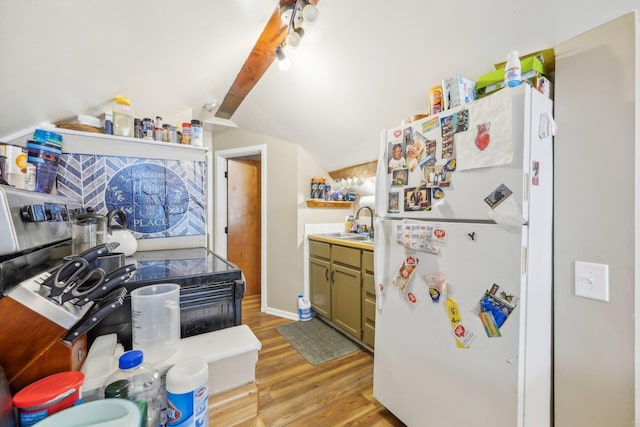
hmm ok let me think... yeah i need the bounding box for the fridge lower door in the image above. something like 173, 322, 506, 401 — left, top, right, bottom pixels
373, 219, 550, 427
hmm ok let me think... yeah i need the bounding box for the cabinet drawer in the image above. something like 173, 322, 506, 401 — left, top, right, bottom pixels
362, 250, 374, 272
309, 240, 330, 259
332, 245, 361, 268
364, 298, 376, 322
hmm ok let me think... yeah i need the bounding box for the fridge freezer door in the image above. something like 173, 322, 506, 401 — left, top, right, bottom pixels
373, 219, 550, 427
378, 84, 552, 224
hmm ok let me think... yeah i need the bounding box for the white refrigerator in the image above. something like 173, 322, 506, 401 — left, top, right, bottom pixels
372, 84, 554, 426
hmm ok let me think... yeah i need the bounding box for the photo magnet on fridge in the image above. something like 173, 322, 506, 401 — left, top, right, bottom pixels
484, 183, 513, 209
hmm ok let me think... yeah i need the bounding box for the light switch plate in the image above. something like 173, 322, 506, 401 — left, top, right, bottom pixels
575, 261, 609, 302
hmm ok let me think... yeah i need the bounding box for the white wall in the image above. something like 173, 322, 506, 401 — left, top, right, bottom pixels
211, 127, 351, 317
554, 11, 638, 426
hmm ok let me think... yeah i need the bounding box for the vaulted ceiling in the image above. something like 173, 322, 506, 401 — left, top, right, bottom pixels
0, 0, 636, 171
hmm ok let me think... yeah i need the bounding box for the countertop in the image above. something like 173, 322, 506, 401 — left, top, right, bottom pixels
307, 233, 374, 250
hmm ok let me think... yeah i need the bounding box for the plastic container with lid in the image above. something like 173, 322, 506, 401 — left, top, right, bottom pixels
12, 371, 84, 427
101, 350, 161, 427
113, 96, 134, 137
190, 120, 203, 147
29, 399, 140, 427
166, 358, 209, 427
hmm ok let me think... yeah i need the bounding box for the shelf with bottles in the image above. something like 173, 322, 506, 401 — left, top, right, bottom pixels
2, 126, 208, 162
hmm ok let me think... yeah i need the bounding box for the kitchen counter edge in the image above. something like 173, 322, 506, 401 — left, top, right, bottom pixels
307, 234, 374, 250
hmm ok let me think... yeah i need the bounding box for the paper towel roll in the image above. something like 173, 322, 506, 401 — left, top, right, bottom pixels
359, 195, 376, 209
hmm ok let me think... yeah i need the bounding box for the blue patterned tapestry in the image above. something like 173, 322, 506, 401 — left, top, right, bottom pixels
57, 154, 207, 239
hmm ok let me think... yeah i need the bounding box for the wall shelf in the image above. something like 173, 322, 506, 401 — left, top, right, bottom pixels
2, 126, 208, 162
306, 199, 353, 208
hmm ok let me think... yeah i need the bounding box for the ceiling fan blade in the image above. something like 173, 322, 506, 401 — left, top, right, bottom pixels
215, 0, 318, 119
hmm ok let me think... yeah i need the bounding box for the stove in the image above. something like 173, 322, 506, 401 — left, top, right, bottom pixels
0, 185, 245, 351
89, 247, 245, 349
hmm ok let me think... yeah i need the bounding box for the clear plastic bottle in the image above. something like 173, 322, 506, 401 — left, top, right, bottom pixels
101, 350, 161, 427
113, 96, 134, 137
504, 50, 522, 88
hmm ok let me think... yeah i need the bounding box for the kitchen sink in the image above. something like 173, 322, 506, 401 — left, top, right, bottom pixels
316, 232, 373, 243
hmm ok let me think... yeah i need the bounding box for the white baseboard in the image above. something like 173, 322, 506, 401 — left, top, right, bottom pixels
264, 306, 299, 321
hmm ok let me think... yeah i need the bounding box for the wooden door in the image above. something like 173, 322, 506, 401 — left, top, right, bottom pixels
227, 158, 261, 296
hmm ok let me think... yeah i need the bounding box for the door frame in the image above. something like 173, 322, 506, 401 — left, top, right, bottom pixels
213, 145, 267, 311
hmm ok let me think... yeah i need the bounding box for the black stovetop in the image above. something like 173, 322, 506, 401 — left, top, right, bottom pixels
125, 247, 242, 287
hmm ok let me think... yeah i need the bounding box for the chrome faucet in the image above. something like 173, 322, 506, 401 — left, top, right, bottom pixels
355, 206, 374, 239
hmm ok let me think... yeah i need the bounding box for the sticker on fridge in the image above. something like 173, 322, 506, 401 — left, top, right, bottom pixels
404, 186, 431, 211
455, 90, 513, 171
473, 283, 519, 337
391, 255, 419, 292
388, 191, 400, 213
392, 168, 408, 187
395, 223, 446, 253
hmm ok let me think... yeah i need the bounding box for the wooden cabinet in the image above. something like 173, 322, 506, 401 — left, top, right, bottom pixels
331, 245, 362, 340
362, 250, 375, 349
308, 237, 375, 348
309, 241, 331, 319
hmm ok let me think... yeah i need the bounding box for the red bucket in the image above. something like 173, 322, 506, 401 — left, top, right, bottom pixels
12, 371, 84, 427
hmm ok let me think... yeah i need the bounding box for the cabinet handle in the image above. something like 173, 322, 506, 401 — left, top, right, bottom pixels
325, 268, 329, 281
331, 270, 335, 283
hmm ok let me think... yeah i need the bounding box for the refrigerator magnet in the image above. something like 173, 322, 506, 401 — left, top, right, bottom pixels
428, 287, 441, 303
392, 255, 419, 292
484, 183, 513, 209
388, 192, 400, 213
404, 289, 420, 308
532, 160, 540, 186
451, 322, 476, 348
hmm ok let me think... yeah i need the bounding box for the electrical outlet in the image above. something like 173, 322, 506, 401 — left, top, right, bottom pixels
575, 261, 609, 302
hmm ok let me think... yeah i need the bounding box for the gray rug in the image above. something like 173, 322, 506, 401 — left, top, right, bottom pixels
276, 317, 360, 365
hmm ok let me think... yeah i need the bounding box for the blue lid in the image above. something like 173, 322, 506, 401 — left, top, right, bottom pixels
118, 350, 143, 369
33, 129, 62, 143
27, 142, 62, 154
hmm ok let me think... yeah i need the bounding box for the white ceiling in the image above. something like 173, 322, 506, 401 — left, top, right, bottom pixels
0, 1, 637, 171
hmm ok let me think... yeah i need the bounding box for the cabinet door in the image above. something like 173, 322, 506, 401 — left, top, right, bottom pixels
332, 263, 362, 340
362, 269, 376, 349
309, 257, 331, 318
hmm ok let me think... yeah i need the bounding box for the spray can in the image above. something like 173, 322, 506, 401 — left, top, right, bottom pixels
297, 295, 312, 321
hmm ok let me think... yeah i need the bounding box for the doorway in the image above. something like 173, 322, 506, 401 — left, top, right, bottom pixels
227, 157, 261, 296
213, 145, 267, 309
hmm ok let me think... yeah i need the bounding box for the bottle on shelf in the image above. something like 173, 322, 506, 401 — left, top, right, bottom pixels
504, 50, 522, 88
113, 96, 134, 137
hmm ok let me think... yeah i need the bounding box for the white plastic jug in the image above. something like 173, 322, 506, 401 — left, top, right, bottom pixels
297, 295, 312, 321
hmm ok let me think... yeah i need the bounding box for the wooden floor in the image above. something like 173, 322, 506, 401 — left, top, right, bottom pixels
242, 294, 406, 427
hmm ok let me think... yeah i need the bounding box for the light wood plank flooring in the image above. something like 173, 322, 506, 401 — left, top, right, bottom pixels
242, 294, 405, 427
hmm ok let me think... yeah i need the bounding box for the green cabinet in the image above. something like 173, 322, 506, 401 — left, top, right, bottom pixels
309, 238, 376, 348
309, 241, 331, 319
331, 246, 362, 340
362, 250, 376, 349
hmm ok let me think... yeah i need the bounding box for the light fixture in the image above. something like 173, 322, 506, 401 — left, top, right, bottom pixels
301, 3, 318, 25
286, 27, 304, 48
275, 46, 291, 71
202, 100, 219, 113
275, 0, 318, 70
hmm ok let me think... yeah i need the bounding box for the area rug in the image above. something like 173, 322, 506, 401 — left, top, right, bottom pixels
276, 318, 360, 365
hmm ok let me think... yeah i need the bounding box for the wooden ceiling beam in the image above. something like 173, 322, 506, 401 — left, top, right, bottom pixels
216, 0, 319, 119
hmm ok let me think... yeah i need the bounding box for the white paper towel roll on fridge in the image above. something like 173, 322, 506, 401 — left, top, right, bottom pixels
359, 195, 376, 209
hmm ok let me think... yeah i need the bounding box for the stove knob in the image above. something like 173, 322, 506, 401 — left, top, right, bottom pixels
20, 205, 46, 222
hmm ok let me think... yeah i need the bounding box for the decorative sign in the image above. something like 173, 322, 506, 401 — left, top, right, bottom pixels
105, 163, 190, 234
